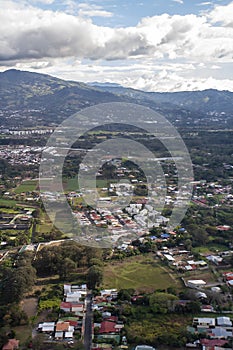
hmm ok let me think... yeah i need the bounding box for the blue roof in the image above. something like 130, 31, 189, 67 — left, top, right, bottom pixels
161, 233, 170, 238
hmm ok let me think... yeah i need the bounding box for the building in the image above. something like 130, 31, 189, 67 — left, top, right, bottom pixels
135, 346, 156, 350
216, 317, 232, 327
193, 318, 215, 327
187, 280, 206, 289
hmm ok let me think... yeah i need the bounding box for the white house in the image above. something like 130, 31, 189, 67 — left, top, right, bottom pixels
217, 317, 232, 327
187, 280, 206, 289
193, 318, 215, 327
38, 322, 55, 333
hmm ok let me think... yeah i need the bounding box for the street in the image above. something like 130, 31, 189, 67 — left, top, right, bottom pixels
84, 293, 93, 350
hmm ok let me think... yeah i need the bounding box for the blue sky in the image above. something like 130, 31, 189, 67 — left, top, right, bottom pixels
0, 0, 232, 91
34, 0, 232, 26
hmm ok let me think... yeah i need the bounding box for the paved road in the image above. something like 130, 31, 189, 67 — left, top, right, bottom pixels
84, 293, 93, 350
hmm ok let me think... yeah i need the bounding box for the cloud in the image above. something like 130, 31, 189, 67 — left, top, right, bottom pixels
207, 1, 233, 27
31, 0, 55, 4
62, 1, 113, 17
77, 3, 113, 18
0, 0, 232, 91
172, 0, 184, 4
197, 2, 212, 6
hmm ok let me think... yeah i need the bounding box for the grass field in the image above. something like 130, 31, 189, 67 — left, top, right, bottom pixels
36, 211, 53, 233
63, 177, 118, 192
103, 255, 182, 292
0, 198, 18, 207
14, 180, 38, 194
13, 325, 32, 345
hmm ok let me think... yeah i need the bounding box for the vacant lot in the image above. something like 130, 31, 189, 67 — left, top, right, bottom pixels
22, 297, 38, 318
14, 180, 38, 194
103, 255, 182, 292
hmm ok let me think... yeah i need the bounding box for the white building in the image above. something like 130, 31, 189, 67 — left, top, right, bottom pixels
187, 280, 206, 289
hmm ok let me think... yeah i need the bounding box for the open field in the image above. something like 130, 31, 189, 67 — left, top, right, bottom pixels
0, 198, 18, 207
103, 255, 182, 292
183, 269, 216, 284
14, 180, 38, 194
63, 177, 118, 192
13, 325, 32, 345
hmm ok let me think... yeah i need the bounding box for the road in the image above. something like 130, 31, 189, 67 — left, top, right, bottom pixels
84, 293, 93, 350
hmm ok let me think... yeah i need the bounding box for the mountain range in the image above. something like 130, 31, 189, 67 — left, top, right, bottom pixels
0, 69, 233, 129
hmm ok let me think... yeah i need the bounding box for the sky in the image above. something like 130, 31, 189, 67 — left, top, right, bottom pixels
0, 0, 233, 92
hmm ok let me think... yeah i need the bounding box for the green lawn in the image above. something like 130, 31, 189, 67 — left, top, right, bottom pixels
0, 198, 18, 207
63, 177, 79, 191
14, 180, 38, 194
103, 255, 182, 292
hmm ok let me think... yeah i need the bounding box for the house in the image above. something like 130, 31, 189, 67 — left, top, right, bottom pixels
55, 322, 74, 340
196, 292, 207, 299
38, 322, 55, 333
201, 305, 214, 313
200, 339, 228, 348
208, 327, 232, 339
99, 320, 119, 334
55, 331, 64, 339
60, 301, 72, 312
100, 289, 118, 299
193, 318, 215, 327
135, 346, 156, 350
187, 280, 206, 289
56, 321, 70, 332
66, 292, 82, 303
2, 339, 19, 350
71, 303, 84, 313
217, 317, 232, 327
207, 255, 223, 266
164, 254, 175, 262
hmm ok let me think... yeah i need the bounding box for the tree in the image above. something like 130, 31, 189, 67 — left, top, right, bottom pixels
87, 265, 103, 289
58, 257, 76, 280
118, 289, 131, 301
89, 258, 103, 268
149, 292, 178, 314
31, 334, 45, 350
0, 265, 36, 304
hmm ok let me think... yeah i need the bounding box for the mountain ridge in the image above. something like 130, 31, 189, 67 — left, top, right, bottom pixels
0, 69, 233, 129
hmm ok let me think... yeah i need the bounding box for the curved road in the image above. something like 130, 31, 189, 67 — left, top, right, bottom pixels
84, 293, 93, 350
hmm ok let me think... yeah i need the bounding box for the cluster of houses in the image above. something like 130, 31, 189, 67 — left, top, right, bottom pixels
0, 145, 44, 166
223, 271, 233, 287
187, 316, 233, 349
157, 247, 208, 271
37, 284, 87, 341
158, 246, 232, 272
192, 179, 233, 208
73, 205, 147, 245
92, 289, 125, 347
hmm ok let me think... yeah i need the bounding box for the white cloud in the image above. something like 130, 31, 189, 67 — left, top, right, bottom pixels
63, 1, 113, 17
31, 0, 55, 4
207, 1, 233, 27
172, 0, 184, 4
0, 0, 232, 92
197, 2, 212, 6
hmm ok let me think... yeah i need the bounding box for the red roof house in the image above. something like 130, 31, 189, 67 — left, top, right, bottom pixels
2, 339, 19, 350
99, 320, 118, 334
